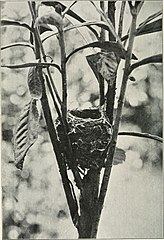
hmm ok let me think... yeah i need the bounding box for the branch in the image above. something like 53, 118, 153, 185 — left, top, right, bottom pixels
118, 131, 162, 143
129, 54, 162, 73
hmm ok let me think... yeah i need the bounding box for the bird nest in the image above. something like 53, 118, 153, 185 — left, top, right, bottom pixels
56, 108, 112, 170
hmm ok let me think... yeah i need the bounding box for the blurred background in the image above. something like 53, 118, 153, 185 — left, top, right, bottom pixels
1, 1, 162, 239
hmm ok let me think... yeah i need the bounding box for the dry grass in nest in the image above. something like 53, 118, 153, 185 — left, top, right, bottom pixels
56, 108, 112, 170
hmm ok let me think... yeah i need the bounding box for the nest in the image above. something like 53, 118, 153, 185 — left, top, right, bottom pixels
56, 108, 112, 170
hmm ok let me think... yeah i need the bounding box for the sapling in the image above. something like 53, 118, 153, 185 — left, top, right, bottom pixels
1, 1, 162, 238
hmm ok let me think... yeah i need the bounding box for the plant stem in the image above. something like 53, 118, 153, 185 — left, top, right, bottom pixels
108, 1, 115, 41
99, 1, 105, 106
106, 1, 116, 124
91, 11, 138, 238
40, 71, 79, 226
28, 2, 79, 226
58, 27, 67, 119
118, 1, 126, 38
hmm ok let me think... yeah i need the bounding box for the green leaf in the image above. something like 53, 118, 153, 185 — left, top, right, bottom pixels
66, 41, 138, 62
1, 19, 32, 32
113, 148, 126, 165
41, 1, 99, 39
14, 100, 39, 170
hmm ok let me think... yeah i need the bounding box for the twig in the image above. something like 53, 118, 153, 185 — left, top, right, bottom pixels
118, 1, 126, 38
118, 131, 163, 143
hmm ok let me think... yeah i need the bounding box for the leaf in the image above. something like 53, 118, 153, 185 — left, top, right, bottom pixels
1, 19, 32, 32
35, 12, 63, 29
121, 18, 162, 41
113, 148, 126, 165
86, 52, 118, 85
137, 18, 162, 36
1, 62, 61, 73
14, 100, 39, 170
41, 1, 99, 39
66, 41, 138, 62
1, 42, 34, 51
42, 21, 109, 43
130, 54, 162, 73
138, 10, 162, 29
28, 67, 42, 99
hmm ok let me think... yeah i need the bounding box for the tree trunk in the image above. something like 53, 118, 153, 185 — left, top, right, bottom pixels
77, 169, 101, 238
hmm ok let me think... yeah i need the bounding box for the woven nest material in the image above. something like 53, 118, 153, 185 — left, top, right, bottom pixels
56, 108, 112, 170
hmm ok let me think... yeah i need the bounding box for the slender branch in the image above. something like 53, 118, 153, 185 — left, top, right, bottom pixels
1, 62, 61, 72
91, 8, 139, 238
118, 1, 126, 38
129, 54, 162, 73
118, 131, 163, 143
